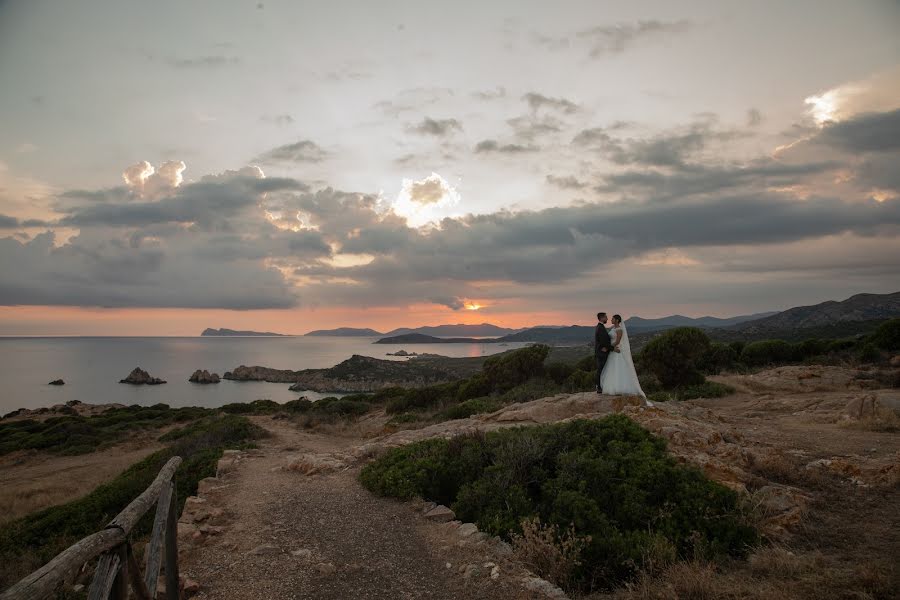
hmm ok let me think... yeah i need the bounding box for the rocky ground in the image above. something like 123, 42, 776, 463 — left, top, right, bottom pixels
173, 363, 898, 599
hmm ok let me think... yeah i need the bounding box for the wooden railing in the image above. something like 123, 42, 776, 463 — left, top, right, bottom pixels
2, 457, 183, 600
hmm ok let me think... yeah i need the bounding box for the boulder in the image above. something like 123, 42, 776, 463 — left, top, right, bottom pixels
843, 394, 881, 420
188, 369, 220, 384
119, 367, 166, 385
48, 379, 65, 386
286, 452, 347, 475
424, 505, 455, 522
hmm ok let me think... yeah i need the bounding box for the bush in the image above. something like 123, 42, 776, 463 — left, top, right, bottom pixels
574, 354, 596, 372
639, 328, 711, 388
856, 342, 882, 363
544, 362, 576, 385
563, 370, 595, 392
871, 318, 900, 351
481, 344, 551, 392
438, 397, 503, 420
361, 417, 756, 592
728, 341, 746, 357
826, 338, 857, 353
794, 338, 830, 360
699, 343, 738, 375
740, 340, 795, 367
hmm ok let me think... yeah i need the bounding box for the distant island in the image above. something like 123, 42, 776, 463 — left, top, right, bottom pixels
374, 333, 487, 344
383, 323, 524, 337
305, 327, 385, 337
201, 328, 288, 337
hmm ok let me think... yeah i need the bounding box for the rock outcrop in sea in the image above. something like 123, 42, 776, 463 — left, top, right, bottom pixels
189, 369, 221, 384
48, 379, 65, 385
119, 367, 166, 385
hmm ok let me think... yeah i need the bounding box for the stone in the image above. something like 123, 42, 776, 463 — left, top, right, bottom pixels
291, 548, 313, 560
183, 579, 201, 595
754, 484, 811, 537
491, 565, 501, 579
843, 395, 880, 420
890, 355, 900, 368
189, 369, 220, 384
249, 544, 280, 555
457, 523, 479, 537
315, 562, 337, 575
119, 367, 166, 385
462, 564, 481, 579
216, 457, 234, 478
421, 500, 437, 514
424, 505, 455, 522
48, 379, 65, 385
520, 576, 569, 599
72, 584, 84, 593
286, 452, 347, 475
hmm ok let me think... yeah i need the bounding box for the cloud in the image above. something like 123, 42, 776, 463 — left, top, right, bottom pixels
256, 140, 328, 163
576, 20, 693, 57
546, 175, 588, 190
474, 140, 539, 154
167, 55, 240, 68
747, 109, 763, 127
261, 114, 295, 126
507, 114, 564, 141
472, 87, 506, 100
816, 108, 900, 153
411, 117, 463, 136
523, 92, 579, 114
391, 173, 461, 227
430, 296, 465, 310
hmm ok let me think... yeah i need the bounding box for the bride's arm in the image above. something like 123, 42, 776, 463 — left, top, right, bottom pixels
613, 329, 623, 352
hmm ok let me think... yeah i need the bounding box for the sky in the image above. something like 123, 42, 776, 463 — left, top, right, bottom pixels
0, 0, 899, 335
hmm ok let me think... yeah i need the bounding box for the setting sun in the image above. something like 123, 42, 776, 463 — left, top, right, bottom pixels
464, 301, 483, 311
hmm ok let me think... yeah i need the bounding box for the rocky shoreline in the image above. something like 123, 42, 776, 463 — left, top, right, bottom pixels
224, 354, 489, 392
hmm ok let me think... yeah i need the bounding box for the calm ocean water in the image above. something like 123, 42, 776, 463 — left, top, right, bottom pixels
0, 336, 527, 414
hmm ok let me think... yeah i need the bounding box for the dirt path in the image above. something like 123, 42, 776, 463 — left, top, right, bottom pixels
178, 417, 545, 600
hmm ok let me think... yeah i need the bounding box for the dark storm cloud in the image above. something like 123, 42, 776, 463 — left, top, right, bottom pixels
0, 215, 51, 228
816, 108, 900, 153
430, 296, 465, 310
474, 140, 539, 154
256, 140, 328, 163
410, 117, 463, 136
522, 92, 579, 114
597, 160, 841, 199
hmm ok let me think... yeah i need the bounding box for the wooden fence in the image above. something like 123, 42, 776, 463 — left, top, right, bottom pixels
1, 456, 183, 600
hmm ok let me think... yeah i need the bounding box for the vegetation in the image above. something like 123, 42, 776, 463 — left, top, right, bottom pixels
870, 318, 900, 352
639, 328, 710, 388
0, 414, 266, 591
360, 416, 756, 592
0, 404, 209, 456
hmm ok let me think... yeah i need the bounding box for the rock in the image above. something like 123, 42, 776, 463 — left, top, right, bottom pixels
315, 562, 336, 575
462, 564, 482, 579
457, 523, 479, 537
183, 578, 201, 595
249, 544, 280, 555
48, 379, 65, 386
291, 548, 313, 560
424, 505, 455, 522
521, 576, 569, 599
188, 369, 220, 384
421, 501, 437, 514
491, 565, 501, 579
72, 584, 85, 593
843, 394, 884, 420
754, 484, 811, 537
890, 355, 900, 368
119, 367, 166, 385
286, 452, 347, 475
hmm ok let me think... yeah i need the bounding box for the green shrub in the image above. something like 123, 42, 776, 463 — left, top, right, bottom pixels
574, 354, 596, 372
728, 341, 746, 356
827, 338, 857, 353
219, 399, 281, 414
481, 344, 550, 392
699, 343, 738, 374
563, 369, 595, 392
856, 342, 882, 363
544, 362, 576, 384
361, 417, 755, 592
740, 340, 795, 367
793, 338, 830, 360
647, 391, 672, 403
639, 328, 711, 388
871, 318, 900, 351
438, 397, 503, 420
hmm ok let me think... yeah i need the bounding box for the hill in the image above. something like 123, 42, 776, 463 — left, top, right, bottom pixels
374, 333, 485, 344
201, 328, 287, 337
305, 327, 384, 337
384, 323, 523, 337
496, 325, 594, 344
730, 292, 900, 337
625, 312, 777, 333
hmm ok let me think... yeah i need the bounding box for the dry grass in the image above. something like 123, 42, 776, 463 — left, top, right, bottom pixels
839, 405, 900, 432
511, 516, 591, 592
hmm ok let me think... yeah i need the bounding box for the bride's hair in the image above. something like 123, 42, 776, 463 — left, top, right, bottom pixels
612, 314, 622, 324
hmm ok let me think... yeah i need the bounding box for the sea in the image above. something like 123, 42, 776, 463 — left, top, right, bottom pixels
0, 336, 528, 415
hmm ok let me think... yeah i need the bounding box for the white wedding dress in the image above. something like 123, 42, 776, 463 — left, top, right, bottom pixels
600, 324, 650, 401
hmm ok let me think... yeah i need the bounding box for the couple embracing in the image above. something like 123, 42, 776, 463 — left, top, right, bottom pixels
594, 312, 648, 400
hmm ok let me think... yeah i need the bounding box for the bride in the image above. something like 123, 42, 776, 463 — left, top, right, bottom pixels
599, 314, 648, 400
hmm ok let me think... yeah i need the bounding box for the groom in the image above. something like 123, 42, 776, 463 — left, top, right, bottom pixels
594, 312, 612, 394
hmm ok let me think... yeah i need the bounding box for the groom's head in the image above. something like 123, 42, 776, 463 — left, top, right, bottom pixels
597, 312, 607, 324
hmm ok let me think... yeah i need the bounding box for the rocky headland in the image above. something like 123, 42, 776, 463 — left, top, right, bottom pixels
119, 367, 166, 385
225, 354, 489, 392
189, 369, 221, 384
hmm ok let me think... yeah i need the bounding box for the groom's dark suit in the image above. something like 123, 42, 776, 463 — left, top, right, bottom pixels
594, 323, 612, 391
